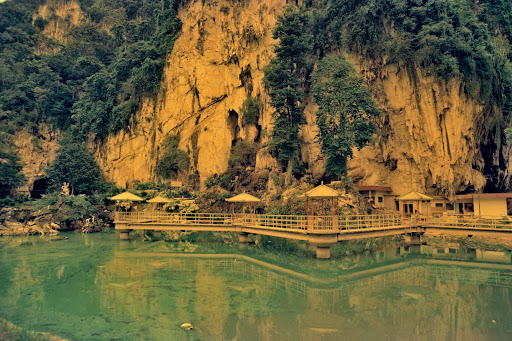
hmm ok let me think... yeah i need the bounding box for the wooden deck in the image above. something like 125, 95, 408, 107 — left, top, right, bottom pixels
114, 211, 512, 258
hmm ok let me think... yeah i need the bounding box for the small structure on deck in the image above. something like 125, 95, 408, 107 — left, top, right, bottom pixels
147, 196, 172, 210
225, 193, 261, 243
396, 191, 433, 218
110, 191, 144, 202
225, 193, 261, 214
302, 184, 343, 259
110, 191, 144, 240
302, 184, 342, 229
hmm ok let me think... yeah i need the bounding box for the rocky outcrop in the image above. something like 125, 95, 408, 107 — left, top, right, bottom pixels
13, 125, 61, 193
33, 0, 85, 54
17, 0, 509, 199
0, 199, 107, 236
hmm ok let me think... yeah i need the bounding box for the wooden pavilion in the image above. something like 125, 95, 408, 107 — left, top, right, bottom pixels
396, 191, 433, 222
225, 193, 261, 214
302, 184, 342, 230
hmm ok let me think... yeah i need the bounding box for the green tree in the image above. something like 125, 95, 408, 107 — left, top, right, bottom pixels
157, 135, 190, 179
311, 55, 380, 179
46, 140, 104, 195
263, 6, 312, 179
240, 96, 263, 126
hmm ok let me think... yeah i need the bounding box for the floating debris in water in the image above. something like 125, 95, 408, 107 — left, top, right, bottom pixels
180, 323, 193, 330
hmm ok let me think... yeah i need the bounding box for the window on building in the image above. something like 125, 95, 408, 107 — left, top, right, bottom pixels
378, 197, 383, 203
435, 203, 443, 207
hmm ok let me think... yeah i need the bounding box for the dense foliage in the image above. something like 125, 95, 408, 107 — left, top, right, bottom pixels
263, 6, 312, 173
157, 134, 190, 180
46, 140, 104, 195
240, 96, 263, 126
311, 55, 380, 179
0, 0, 181, 141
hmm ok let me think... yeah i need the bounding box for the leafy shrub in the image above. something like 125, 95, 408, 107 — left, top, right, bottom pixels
240, 96, 263, 126
228, 140, 257, 167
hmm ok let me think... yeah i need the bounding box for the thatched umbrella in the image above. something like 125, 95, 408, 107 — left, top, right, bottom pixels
110, 191, 144, 201
110, 191, 144, 212
225, 193, 261, 214
147, 196, 173, 211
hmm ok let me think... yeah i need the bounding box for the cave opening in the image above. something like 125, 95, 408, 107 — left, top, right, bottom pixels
31, 178, 49, 199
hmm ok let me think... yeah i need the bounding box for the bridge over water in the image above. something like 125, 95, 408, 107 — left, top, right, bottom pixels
114, 212, 512, 258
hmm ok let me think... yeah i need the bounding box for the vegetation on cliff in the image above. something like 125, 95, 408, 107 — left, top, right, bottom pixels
311, 55, 380, 179
263, 6, 311, 179
0, 0, 181, 141
1, 0, 512, 198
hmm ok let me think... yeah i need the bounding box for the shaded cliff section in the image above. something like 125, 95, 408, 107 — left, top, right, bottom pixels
346, 60, 502, 200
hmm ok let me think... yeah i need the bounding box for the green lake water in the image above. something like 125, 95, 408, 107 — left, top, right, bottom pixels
1, 230, 512, 341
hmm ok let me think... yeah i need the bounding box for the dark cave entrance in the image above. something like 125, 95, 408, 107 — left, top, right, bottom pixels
31, 178, 49, 199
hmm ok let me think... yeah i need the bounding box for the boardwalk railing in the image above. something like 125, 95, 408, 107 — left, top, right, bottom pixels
115, 211, 406, 231
428, 214, 512, 230
115, 211, 233, 226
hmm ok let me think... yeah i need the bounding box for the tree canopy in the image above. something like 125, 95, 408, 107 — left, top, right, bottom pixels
46, 140, 104, 195
311, 55, 380, 179
263, 6, 312, 175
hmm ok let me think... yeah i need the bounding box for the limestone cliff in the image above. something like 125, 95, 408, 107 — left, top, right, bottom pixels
18, 0, 511, 199
345, 60, 511, 198
96, 0, 286, 187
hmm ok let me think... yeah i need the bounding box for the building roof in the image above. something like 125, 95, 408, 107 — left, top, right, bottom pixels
357, 185, 393, 192
225, 193, 261, 203
147, 196, 173, 203
110, 191, 144, 201
396, 191, 433, 201
456, 193, 512, 200
302, 184, 342, 198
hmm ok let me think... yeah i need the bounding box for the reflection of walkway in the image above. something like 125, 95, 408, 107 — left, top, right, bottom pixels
114, 250, 512, 306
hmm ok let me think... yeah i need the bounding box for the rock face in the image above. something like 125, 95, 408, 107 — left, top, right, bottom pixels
16, 0, 510, 199
13, 125, 61, 192
96, 0, 286, 187
346, 60, 509, 198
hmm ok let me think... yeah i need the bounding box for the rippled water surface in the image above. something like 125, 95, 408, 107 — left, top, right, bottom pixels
1, 231, 512, 340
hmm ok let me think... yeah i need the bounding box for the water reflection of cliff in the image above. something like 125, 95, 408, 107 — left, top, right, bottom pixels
96, 246, 512, 341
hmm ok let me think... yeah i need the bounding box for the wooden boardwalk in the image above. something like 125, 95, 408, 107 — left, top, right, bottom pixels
114, 211, 512, 258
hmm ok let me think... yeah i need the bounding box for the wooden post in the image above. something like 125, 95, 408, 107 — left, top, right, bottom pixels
306, 197, 309, 230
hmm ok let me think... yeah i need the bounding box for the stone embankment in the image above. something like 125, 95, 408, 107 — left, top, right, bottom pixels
0, 204, 107, 236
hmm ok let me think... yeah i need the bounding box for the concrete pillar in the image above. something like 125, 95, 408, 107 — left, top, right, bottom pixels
239, 232, 249, 243
119, 229, 131, 240
404, 232, 422, 245
316, 246, 331, 259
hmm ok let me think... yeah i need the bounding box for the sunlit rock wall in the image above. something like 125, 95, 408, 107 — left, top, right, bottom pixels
96, 0, 287, 187
346, 59, 510, 198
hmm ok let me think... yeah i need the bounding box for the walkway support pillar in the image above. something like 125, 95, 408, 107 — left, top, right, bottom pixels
315, 246, 331, 259
119, 229, 131, 240
239, 232, 249, 243
404, 232, 423, 245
